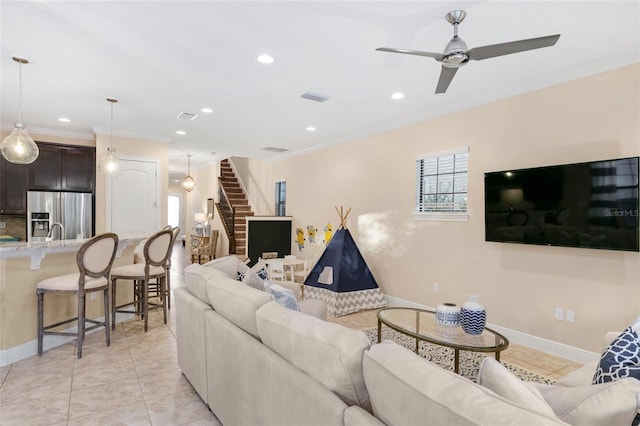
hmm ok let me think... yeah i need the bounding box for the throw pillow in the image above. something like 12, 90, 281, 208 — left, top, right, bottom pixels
268, 283, 300, 311
592, 326, 640, 384
477, 357, 557, 419
241, 261, 269, 290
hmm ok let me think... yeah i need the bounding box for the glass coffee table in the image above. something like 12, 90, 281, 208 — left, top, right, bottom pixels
377, 307, 509, 374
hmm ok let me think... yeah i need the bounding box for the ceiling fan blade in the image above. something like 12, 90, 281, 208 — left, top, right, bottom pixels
467, 34, 560, 61
435, 66, 458, 94
376, 47, 444, 62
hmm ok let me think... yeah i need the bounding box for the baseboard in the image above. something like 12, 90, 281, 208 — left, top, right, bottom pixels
383, 295, 599, 364
0, 313, 135, 367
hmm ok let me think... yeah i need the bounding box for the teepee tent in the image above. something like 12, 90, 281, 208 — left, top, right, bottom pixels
304, 207, 387, 317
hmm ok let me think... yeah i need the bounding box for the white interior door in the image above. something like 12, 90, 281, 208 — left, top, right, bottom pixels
110, 159, 159, 233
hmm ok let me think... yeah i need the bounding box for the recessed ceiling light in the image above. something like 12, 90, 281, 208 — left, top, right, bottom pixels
201, 107, 213, 113
391, 92, 405, 100
58, 117, 71, 123
257, 54, 274, 64
306, 126, 316, 132
176, 130, 186, 135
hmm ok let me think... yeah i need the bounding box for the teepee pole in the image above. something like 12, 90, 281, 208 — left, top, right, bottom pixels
334, 205, 352, 229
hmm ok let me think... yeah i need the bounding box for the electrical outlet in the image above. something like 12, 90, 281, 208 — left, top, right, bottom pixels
554, 307, 564, 321
90, 293, 97, 301
433, 283, 439, 293
566, 310, 575, 323
0, 221, 5, 229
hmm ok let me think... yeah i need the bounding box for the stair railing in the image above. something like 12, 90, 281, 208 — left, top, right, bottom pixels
217, 177, 236, 254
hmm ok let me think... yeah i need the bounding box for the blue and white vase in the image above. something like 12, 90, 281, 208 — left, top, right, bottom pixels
460, 294, 486, 335
436, 303, 460, 326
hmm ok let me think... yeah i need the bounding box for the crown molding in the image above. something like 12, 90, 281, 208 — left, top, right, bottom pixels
0, 124, 94, 140
92, 126, 172, 143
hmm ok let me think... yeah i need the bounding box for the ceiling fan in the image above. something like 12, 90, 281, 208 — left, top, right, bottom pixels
376, 10, 560, 94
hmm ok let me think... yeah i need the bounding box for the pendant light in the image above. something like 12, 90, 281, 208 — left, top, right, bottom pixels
0, 57, 39, 164
183, 155, 196, 192
98, 98, 121, 175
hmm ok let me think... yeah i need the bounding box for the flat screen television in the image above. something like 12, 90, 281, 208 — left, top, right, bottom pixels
484, 157, 639, 252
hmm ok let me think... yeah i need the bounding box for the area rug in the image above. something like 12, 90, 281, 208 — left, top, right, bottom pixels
363, 327, 555, 384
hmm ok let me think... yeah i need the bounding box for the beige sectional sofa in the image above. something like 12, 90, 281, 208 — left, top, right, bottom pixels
176, 259, 590, 426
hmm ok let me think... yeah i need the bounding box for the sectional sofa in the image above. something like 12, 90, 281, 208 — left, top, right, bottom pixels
175, 257, 639, 425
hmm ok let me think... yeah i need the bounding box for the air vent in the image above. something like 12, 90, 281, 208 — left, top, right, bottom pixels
301, 92, 329, 103
177, 112, 199, 121
262, 147, 289, 153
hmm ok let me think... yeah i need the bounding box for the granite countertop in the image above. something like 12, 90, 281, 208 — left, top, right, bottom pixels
0, 233, 149, 269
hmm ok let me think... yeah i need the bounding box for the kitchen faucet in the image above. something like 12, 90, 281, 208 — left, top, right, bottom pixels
47, 222, 64, 240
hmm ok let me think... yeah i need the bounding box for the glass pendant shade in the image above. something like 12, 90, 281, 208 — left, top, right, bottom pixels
98, 147, 121, 174
99, 98, 121, 175
183, 175, 195, 192
0, 123, 39, 164
1, 56, 39, 164
183, 155, 196, 192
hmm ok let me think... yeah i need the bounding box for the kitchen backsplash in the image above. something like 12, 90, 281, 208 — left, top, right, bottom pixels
0, 216, 27, 240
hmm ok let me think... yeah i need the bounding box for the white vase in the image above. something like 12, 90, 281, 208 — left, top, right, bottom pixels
460, 294, 486, 335
436, 303, 460, 326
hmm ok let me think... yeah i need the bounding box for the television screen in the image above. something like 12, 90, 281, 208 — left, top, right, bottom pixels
484, 157, 639, 251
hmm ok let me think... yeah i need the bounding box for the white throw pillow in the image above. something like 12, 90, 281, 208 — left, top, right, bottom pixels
477, 357, 557, 419
527, 378, 640, 426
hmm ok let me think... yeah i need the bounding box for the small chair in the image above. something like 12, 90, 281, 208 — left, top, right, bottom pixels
37, 233, 119, 358
111, 228, 173, 332
291, 260, 309, 283
267, 258, 286, 281
195, 229, 219, 263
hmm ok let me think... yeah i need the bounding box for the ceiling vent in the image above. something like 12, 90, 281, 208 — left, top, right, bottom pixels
177, 112, 199, 121
262, 147, 289, 153
301, 92, 329, 103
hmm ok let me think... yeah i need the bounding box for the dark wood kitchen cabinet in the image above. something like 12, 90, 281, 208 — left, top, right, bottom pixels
28, 144, 62, 190
28, 142, 95, 192
0, 158, 29, 215
0, 142, 95, 215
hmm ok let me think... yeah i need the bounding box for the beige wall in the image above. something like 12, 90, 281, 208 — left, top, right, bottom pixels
242, 64, 640, 353
95, 134, 169, 233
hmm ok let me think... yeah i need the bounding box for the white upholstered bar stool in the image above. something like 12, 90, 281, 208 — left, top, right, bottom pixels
110, 228, 173, 332
37, 233, 119, 359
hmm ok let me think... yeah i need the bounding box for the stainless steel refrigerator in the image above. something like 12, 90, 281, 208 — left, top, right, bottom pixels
27, 191, 93, 242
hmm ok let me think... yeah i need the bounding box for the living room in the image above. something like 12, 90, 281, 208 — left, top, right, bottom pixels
0, 1, 639, 423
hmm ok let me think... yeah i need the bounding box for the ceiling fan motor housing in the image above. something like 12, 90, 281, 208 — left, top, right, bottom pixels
443, 36, 469, 68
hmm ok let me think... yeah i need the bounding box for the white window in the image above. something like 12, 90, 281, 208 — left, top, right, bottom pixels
414, 147, 469, 221
275, 180, 286, 216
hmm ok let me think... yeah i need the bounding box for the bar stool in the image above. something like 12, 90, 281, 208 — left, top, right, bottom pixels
148, 226, 180, 309
110, 228, 173, 332
36, 233, 119, 358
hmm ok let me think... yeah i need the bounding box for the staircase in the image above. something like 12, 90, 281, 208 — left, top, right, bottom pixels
218, 159, 254, 256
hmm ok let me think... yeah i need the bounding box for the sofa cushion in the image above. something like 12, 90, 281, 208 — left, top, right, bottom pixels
363, 341, 566, 425
203, 255, 246, 278
183, 263, 228, 303
477, 357, 558, 418
256, 301, 371, 411
527, 378, 640, 426
206, 273, 272, 339
299, 299, 327, 321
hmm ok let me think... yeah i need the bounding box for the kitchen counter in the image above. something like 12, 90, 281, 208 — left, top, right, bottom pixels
0, 232, 150, 366
0, 233, 149, 270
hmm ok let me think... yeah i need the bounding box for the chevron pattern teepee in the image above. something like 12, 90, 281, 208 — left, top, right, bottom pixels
304, 207, 387, 317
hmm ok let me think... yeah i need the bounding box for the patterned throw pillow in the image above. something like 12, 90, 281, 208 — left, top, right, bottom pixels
268, 283, 300, 311
592, 327, 640, 384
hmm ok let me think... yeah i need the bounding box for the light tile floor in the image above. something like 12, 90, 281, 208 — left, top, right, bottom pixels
0, 245, 583, 425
